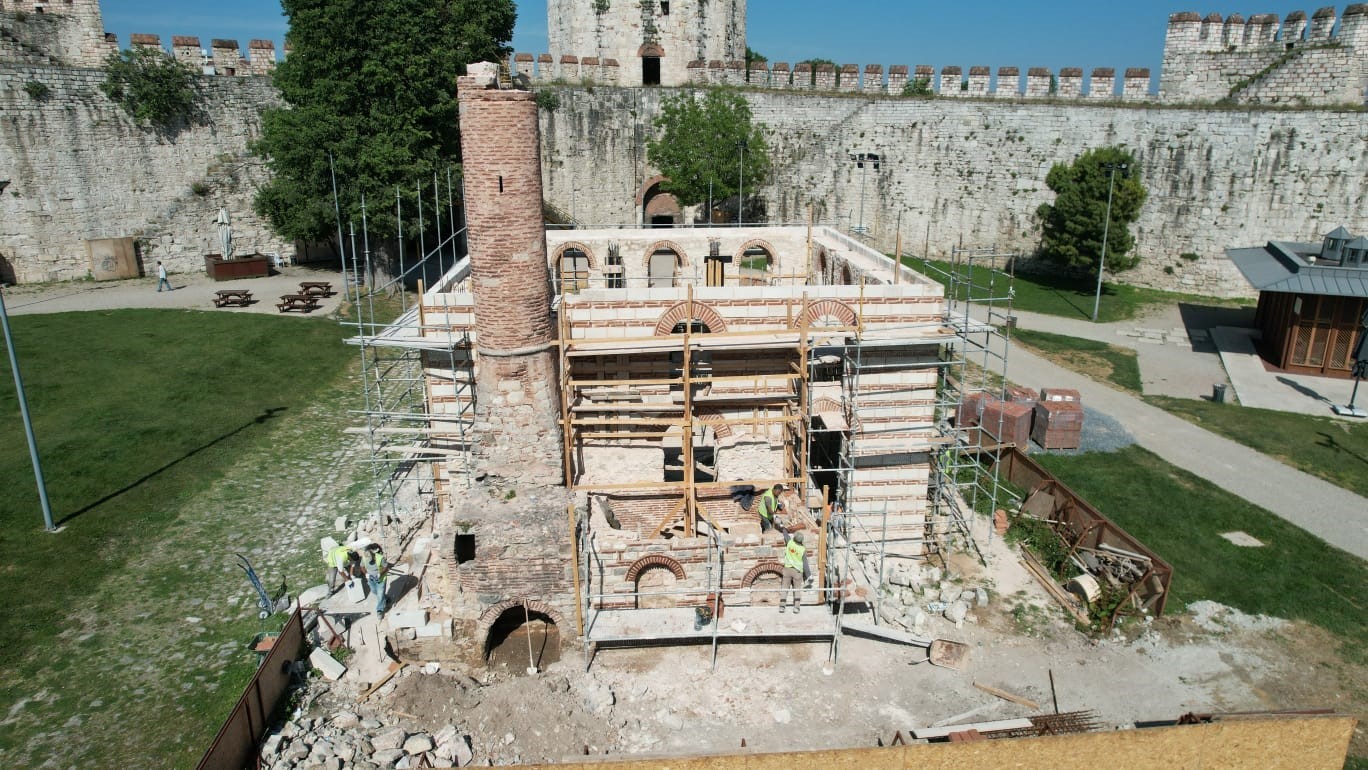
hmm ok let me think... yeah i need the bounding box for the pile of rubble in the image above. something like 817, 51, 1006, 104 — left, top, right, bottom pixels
260, 710, 472, 769
879, 562, 991, 634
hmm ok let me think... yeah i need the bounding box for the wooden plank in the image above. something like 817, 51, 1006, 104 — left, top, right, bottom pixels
841, 619, 933, 648
911, 718, 1033, 740
973, 681, 1042, 711
356, 662, 404, 702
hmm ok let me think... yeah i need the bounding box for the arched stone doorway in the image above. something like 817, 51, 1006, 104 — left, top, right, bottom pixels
481, 600, 562, 673
640, 43, 664, 86
639, 177, 681, 228
644, 242, 688, 288
741, 562, 786, 606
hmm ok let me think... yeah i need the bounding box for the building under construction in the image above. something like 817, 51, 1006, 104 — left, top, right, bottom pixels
348, 64, 1016, 666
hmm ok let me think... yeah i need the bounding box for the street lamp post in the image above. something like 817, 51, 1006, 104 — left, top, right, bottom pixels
737, 138, 748, 226
1333, 310, 1368, 418
1091, 161, 1128, 323
849, 152, 880, 235
0, 286, 57, 531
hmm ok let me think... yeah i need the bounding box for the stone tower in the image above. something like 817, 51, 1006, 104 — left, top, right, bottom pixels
0, 0, 108, 66
456, 63, 564, 485
547, 0, 746, 86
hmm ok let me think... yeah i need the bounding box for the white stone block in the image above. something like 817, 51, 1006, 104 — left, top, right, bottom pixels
343, 579, 367, 604
415, 619, 453, 638
387, 610, 428, 629
310, 647, 347, 681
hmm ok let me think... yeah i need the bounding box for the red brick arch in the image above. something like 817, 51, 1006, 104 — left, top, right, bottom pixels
475, 598, 567, 651
811, 397, 843, 414
636, 175, 670, 206
696, 408, 735, 440
800, 299, 858, 328
551, 241, 597, 269
741, 562, 787, 588
624, 554, 686, 583
642, 240, 690, 268
732, 238, 778, 265
638, 43, 665, 58
653, 300, 728, 336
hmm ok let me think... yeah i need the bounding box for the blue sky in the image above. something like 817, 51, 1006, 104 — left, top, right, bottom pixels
100, 1, 1340, 76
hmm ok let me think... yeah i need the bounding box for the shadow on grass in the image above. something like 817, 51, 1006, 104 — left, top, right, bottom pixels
1317, 431, 1368, 468
57, 406, 289, 526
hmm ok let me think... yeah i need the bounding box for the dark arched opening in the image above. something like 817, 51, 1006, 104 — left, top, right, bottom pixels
484, 606, 561, 672
643, 57, 662, 86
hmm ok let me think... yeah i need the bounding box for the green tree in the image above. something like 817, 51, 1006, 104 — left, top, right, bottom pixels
1036, 146, 1147, 272
902, 76, 933, 97
252, 0, 515, 244
100, 47, 200, 127
744, 45, 766, 82
646, 90, 771, 219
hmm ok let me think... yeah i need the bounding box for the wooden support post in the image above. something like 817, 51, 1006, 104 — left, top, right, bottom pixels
416, 280, 426, 331
806, 203, 814, 284
818, 485, 831, 594
683, 285, 695, 538
648, 498, 688, 540
559, 300, 575, 488
894, 211, 903, 286
568, 503, 585, 637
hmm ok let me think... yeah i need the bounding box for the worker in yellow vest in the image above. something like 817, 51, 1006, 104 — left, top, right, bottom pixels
779, 531, 806, 614
325, 545, 361, 593
757, 483, 786, 533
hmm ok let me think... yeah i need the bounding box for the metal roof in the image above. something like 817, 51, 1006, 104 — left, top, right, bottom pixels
1325, 226, 1353, 240
1227, 240, 1368, 298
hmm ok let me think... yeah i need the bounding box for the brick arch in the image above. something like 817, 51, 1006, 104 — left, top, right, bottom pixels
638, 43, 665, 58
800, 299, 858, 328
642, 240, 691, 268
624, 554, 686, 583
653, 300, 728, 336
811, 397, 843, 414
732, 238, 778, 265
475, 598, 566, 648
696, 408, 735, 440
551, 241, 597, 269
741, 562, 787, 588
636, 175, 670, 206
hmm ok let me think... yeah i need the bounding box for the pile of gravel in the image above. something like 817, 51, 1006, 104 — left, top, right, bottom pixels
1033, 404, 1135, 456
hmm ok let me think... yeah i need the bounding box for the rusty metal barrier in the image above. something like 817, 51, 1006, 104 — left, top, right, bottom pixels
997, 448, 1173, 624
196, 608, 305, 770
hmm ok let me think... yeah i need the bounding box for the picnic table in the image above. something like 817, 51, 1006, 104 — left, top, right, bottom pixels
298, 281, 334, 298
277, 293, 320, 313
213, 289, 253, 307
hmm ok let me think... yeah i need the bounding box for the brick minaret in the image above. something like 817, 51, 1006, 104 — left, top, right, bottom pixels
457, 63, 563, 484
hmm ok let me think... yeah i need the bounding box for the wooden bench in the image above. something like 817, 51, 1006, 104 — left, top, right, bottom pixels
213, 289, 253, 308
298, 281, 334, 298
277, 294, 320, 313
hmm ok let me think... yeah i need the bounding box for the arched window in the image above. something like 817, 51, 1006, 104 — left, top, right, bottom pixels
558, 247, 589, 293
648, 247, 682, 288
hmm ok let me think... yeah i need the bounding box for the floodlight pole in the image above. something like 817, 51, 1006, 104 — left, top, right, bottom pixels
0, 287, 56, 532
1091, 162, 1126, 323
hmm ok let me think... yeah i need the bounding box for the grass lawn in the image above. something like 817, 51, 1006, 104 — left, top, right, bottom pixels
0, 308, 359, 765
1147, 396, 1368, 500
1034, 446, 1368, 662
1010, 328, 1142, 393
905, 257, 1252, 323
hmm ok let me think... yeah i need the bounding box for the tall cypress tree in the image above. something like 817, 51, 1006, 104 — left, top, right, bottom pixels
253, 0, 515, 244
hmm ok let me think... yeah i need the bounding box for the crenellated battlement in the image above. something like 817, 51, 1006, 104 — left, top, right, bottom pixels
511, 53, 1157, 101
1161, 5, 1368, 104
105, 33, 280, 75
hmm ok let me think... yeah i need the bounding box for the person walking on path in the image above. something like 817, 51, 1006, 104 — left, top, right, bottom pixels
325, 544, 361, 593
155, 261, 172, 292
779, 531, 805, 614
363, 543, 391, 618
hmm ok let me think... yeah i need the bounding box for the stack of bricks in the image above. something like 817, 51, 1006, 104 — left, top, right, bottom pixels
980, 398, 1033, 447
1032, 388, 1084, 450
956, 391, 993, 429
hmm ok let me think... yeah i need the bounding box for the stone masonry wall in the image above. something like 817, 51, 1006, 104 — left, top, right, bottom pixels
539, 87, 1368, 297
0, 64, 288, 283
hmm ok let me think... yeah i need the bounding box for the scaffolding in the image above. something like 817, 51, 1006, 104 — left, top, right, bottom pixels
917, 246, 1021, 563
342, 177, 473, 535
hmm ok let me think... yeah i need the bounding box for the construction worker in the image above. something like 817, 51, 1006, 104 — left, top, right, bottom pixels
779, 531, 805, 614
758, 483, 785, 533
363, 543, 391, 618
326, 544, 361, 593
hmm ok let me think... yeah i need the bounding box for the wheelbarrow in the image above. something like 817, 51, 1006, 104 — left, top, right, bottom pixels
841, 619, 971, 671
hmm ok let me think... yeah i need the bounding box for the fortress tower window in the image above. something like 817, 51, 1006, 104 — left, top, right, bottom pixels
643, 56, 662, 86
660, 1, 670, 14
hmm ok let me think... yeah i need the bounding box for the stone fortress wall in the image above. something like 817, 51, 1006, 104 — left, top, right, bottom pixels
538, 87, 1368, 298
0, 1, 290, 283
1161, 6, 1368, 105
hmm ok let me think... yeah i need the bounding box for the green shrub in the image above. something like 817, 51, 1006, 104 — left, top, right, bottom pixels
902, 77, 933, 97
190, 181, 210, 196
101, 48, 200, 127
534, 89, 560, 111
24, 80, 51, 100
1180, 252, 1200, 261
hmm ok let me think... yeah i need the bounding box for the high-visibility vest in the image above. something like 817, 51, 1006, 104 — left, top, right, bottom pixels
364, 550, 386, 578
759, 489, 779, 520
784, 539, 806, 571
328, 545, 352, 569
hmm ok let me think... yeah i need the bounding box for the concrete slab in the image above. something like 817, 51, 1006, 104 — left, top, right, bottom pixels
386, 610, 429, 629
415, 619, 453, 638
1220, 531, 1265, 547
298, 584, 331, 607
310, 647, 347, 681
1212, 327, 1359, 417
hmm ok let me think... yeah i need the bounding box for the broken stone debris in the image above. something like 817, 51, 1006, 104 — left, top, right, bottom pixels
262, 711, 473, 770
309, 648, 347, 681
